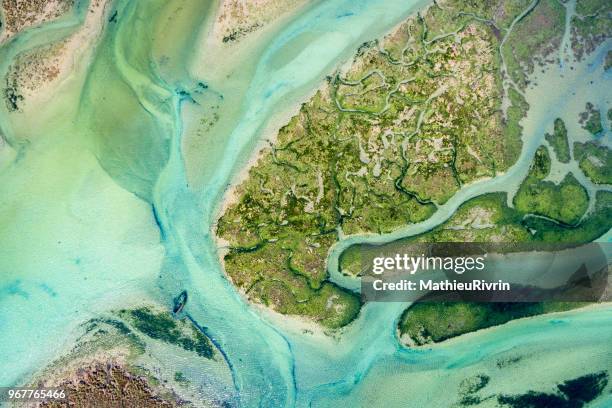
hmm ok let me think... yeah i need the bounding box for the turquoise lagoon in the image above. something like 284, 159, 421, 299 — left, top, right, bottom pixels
0, 0, 610, 406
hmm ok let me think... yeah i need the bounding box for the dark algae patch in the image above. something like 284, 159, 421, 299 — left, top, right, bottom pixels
571, 0, 612, 60
498, 371, 609, 408
605, 50, 612, 71
458, 374, 492, 406
455, 371, 609, 407
557, 371, 609, 403
545, 118, 570, 163
120, 307, 214, 359
395, 187, 611, 345
173, 290, 188, 314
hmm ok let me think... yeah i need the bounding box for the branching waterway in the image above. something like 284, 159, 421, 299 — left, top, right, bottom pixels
0, 0, 610, 406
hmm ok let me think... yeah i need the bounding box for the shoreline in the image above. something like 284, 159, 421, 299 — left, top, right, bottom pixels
213, 82, 326, 251
398, 301, 612, 349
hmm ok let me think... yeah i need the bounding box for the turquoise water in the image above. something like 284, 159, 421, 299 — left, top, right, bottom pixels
0, 0, 611, 406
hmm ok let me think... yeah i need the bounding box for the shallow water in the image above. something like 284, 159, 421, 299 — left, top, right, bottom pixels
0, 0, 610, 406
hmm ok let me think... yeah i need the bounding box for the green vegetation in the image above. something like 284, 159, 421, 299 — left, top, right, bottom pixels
218, 0, 549, 327
342, 168, 605, 277
218, 0, 589, 328
571, 0, 612, 60
545, 118, 570, 163
119, 308, 214, 359
605, 51, 612, 71
458, 374, 491, 406
339, 192, 529, 277
502, 0, 565, 89
400, 302, 587, 346
393, 191, 610, 344
81, 317, 146, 354
574, 141, 612, 184
513, 146, 588, 225
579, 102, 604, 135
174, 372, 188, 384
388, 147, 610, 345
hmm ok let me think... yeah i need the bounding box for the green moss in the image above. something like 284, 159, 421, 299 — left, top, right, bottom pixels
605, 51, 612, 71
218, 0, 530, 328
217, 0, 574, 328
338, 245, 365, 277
574, 141, 612, 184
545, 118, 570, 163
120, 308, 214, 359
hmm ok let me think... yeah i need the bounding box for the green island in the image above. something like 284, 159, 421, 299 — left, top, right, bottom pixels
340, 141, 611, 344
341, 155, 609, 275
395, 188, 611, 345
545, 118, 570, 163
216, 0, 561, 329
513, 146, 588, 226
574, 141, 612, 185
579, 102, 604, 136
400, 302, 589, 346
80, 307, 216, 360
497, 371, 609, 408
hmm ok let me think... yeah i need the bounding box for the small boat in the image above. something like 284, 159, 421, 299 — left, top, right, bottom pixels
173, 290, 188, 314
